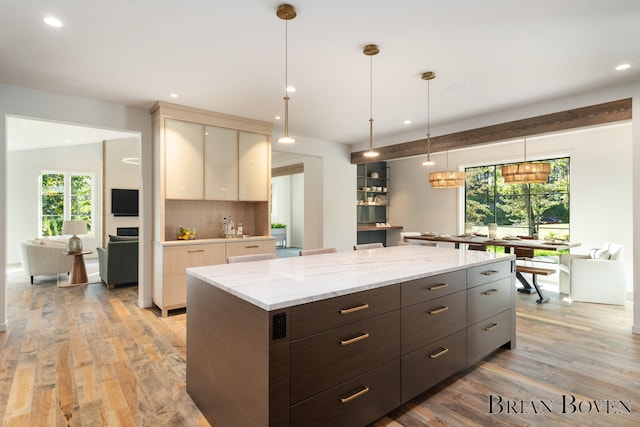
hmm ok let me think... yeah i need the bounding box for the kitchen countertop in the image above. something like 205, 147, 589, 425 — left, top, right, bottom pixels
187, 245, 514, 311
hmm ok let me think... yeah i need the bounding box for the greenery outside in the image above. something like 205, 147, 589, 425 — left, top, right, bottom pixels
465, 157, 570, 242
41, 173, 93, 236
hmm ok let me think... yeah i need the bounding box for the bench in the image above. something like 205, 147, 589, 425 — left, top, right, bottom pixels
516, 265, 555, 304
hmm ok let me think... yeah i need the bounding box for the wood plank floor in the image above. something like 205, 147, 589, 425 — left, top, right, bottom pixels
1, 263, 638, 426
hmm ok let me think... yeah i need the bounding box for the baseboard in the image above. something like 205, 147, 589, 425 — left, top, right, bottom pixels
0, 322, 6, 332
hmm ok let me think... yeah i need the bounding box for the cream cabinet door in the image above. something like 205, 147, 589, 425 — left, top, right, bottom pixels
165, 118, 204, 200
160, 243, 226, 315
204, 126, 238, 200
238, 131, 269, 201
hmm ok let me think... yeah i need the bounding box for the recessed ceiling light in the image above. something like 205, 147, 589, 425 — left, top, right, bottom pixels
403, 120, 412, 125
286, 86, 296, 93
275, 116, 281, 120
170, 93, 179, 98
616, 63, 631, 71
43, 16, 63, 27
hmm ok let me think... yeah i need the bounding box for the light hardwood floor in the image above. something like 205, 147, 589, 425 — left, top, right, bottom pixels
1, 263, 638, 426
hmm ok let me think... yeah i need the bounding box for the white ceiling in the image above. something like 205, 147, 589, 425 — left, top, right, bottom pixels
2, 0, 640, 149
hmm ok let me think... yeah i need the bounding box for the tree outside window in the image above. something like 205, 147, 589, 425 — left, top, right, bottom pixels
40, 172, 93, 237
465, 157, 569, 239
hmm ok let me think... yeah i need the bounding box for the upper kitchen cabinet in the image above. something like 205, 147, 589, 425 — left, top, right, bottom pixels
151, 102, 272, 242
165, 119, 204, 200
204, 125, 238, 200
239, 131, 269, 201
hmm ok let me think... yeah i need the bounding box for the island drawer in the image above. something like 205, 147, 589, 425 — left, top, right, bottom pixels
401, 291, 466, 354
467, 277, 511, 325
401, 329, 467, 403
290, 285, 400, 339
467, 309, 511, 365
401, 270, 466, 306
290, 359, 400, 427
467, 260, 512, 288
290, 310, 400, 404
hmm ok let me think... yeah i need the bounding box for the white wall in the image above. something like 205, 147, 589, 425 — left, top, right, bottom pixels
291, 173, 304, 248
0, 83, 152, 331
271, 175, 292, 244
7, 143, 102, 264
104, 138, 141, 240
272, 136, 355, 252
390, 124, 633, 290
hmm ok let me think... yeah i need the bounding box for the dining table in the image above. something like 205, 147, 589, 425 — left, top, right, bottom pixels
406, 233, 581, 303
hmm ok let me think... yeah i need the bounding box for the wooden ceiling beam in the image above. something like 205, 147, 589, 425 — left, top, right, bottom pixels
351, 98, 632, 164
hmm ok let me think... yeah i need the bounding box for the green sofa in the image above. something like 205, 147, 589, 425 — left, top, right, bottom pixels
97, 235, 138, 289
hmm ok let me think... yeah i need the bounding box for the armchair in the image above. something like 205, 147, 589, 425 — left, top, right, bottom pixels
559, 242, 626, 305
97, 236, 138, 289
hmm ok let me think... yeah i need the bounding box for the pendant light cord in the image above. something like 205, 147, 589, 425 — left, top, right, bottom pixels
369, 54, 374, 150
426, 78, 431, 160
284, 13, 289, 97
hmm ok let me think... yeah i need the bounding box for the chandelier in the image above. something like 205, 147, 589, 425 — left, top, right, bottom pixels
429, 151, 466, 188
501, 139, 550, 184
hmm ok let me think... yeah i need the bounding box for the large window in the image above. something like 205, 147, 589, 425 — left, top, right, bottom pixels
40, 172, 93, 237
465, 157, 570, 239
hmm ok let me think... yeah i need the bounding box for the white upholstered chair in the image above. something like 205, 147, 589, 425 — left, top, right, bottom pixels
299, 248, 337, 256
397, 232, 437, 247
20, 239, 73, 284
354, 242, 383, 250
558, 242, 626, 305
226, 253, 276, 264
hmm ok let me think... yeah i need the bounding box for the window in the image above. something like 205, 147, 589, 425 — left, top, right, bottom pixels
40, 172, 93, 237
465, 157, 570, 239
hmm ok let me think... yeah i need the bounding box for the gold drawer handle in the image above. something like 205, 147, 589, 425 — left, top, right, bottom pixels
245, 245, 259, 248
483, 289, 499, 295
429, 347, 449, 359
187, 249, 205, 253
428, 283, 449, 291
484, 323, 500, 332
429, 306, 449, 315
340, 303, 369, 315
340, 386, 370, 404
340, 333, 369, 346
481, 270, 499, 276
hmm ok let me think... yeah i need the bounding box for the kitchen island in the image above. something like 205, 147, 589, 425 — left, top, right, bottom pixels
186, 245, 516, 427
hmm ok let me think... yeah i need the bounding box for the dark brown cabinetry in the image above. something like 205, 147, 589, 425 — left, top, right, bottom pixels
187, 258, 515, 427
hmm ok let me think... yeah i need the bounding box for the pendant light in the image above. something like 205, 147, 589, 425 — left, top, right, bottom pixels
363, 44, 380, 158
429, 151, 466, 188
501, 139, 550, 184
276, 4, 297, 144
421, 71, 436, 166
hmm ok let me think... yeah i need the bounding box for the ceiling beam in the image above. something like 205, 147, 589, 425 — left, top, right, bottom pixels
351, 98, 632, 164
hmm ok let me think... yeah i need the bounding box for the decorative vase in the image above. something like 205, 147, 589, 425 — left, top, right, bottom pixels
67, 235, 83, 253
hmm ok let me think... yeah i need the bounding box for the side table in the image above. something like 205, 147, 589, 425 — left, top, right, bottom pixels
60, 250, 93, 286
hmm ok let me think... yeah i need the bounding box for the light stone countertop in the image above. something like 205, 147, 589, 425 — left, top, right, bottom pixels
187, 245, 514, 311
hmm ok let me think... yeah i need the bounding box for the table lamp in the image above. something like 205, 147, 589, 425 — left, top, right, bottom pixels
62, 220, 87, 253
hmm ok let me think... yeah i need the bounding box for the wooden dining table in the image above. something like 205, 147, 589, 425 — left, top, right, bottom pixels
406, 233, 580, 253
406, 234, 581, 303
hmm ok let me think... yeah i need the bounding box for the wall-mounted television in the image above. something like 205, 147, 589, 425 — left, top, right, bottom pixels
111, 188, 139, 217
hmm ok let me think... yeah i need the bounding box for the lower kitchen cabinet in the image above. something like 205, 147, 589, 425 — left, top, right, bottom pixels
187, 256, 515, 427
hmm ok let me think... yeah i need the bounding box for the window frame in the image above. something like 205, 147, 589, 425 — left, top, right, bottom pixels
39, 171, 95, 238
464, 157, 570, 239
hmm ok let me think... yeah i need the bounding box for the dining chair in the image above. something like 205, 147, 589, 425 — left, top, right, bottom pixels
226, 253, 276, 264
299, 248, 337, 256
353, 242, 383, 250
